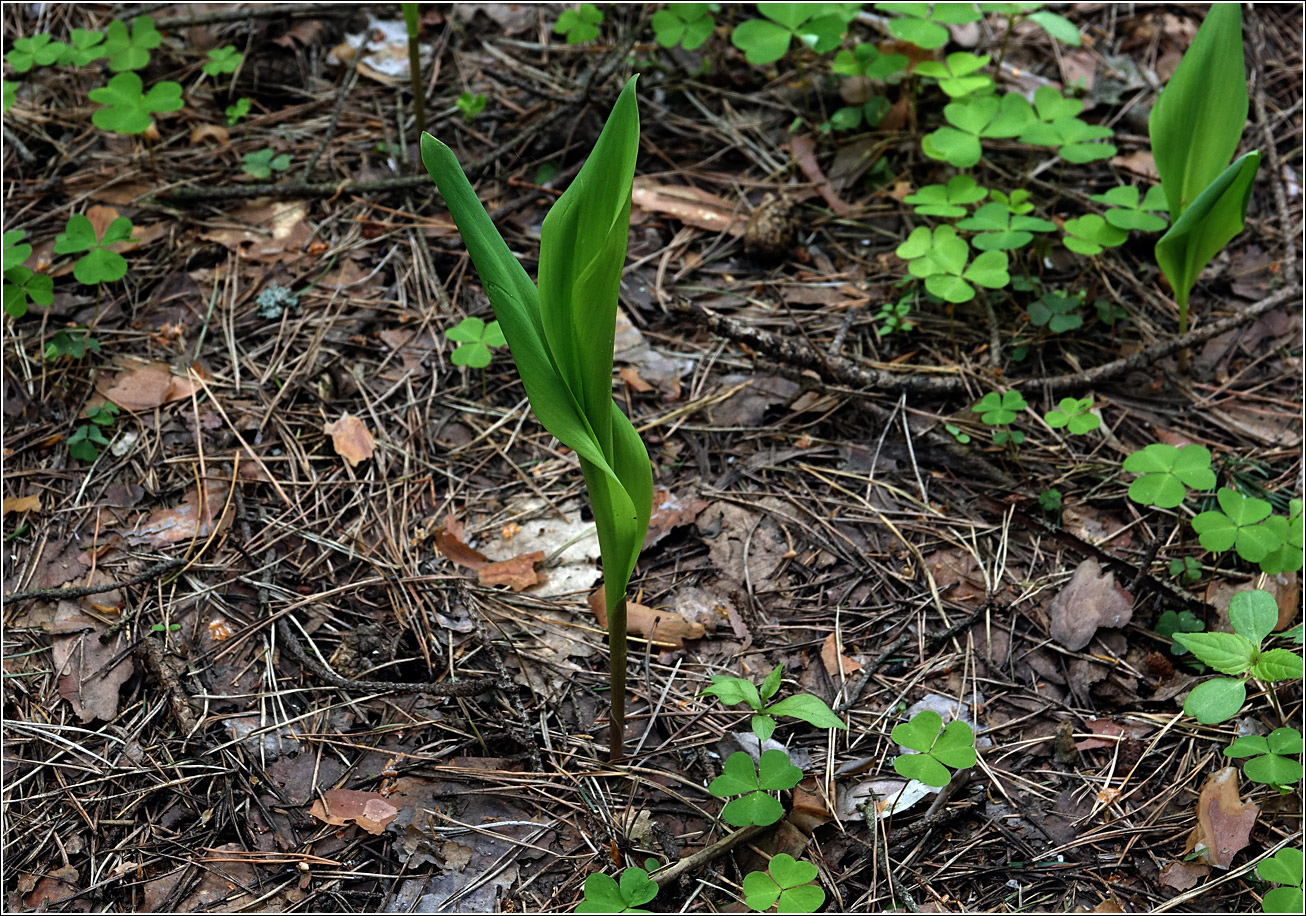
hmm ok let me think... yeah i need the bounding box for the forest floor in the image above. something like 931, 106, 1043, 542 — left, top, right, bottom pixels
2, 3, 1302, 913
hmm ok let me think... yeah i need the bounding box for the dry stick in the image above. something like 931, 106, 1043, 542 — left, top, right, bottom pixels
151, 3, 357, 28
4, 557, 186, 605
302, 38, 365, 179
1251, 15, 1300, 287
651, 823, 769, 889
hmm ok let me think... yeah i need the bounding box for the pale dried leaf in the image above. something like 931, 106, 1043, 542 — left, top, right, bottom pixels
1184, 766, 1259, 869
324, 413, 375, 467
631, 179, 744, 236
3, 494, 42, 515
588, 589, 706, 649
477, 551, 545, 591
1048, 559, 1133, 651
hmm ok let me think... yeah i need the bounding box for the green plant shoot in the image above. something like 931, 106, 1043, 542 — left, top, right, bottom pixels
422, 77, 651, 761
892, 709, 977, 788
1148, 4, 1259, 370
577, 866, 658, 914
445, 316, 505, 368
742, 853, 825, 912
1257, 846, 1304, 913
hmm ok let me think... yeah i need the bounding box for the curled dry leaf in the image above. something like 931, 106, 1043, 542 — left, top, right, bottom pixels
588, 589, 706, 649
324, 413, 374, 467
435, 520, 489, 570
100, 362, 201, 411
189, 124, 230, 146
309, 788, 399, 836
1048, 558, 1133, 651
1184, 766, 1258, 869
127, 482, 229, 547
477, 551, 545, 591
821, 632, 862, 676
631, 178, 743, 236
2, 494, 42, 515
644, 487, 709, 548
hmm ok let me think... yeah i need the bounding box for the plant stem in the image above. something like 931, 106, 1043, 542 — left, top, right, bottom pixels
1176, 295, 1190, 371
609, 592, 627, 762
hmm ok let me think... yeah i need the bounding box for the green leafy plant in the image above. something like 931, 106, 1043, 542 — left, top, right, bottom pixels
743, 853, 825, 913
709, 749, 805, 826
1225, 727, 1303, 790
88, 72, 183, 135
102, 16, 163, 72
53, 214, 134, 286
68, 402, 119, 462
832, 42, 909, 81
1091, 185, 1170, 232
1257, 846, 1304, 914
1044, 397, 1099, 434
1156, 609, 1205, 656
1027, 291, 1083, 333
920, 93, 1033, 168
903, 175, 988, 218
554, 3, 604, 44
875, 2, 980, 50
1191, 488, 1283, 564
973, 390, 1026, 426
700, 665, 846, 742
5, 34, 67, 72
1149, 4, 1259, 371
45, 328, 101, 362
423, 77, 650, 760
1174, 589, 1302, 724
1122, 443, 1215, 509
3, 80, 17, 113
892, 709, 977, 788
225, 97, 252, 125
202, 45, 243, 77
730, 3, 848, 65
1011, 86, 1116, 162
445, 316, 506, 368
1062, 214, 1126, 255
915, 52, 993, 99
651, 3, 716, 51
1168, 557, 1203, 586
1257, 499, 1303, 575
577, 866, 658, 914
1038, 488, 1062, 513
1095, 298, 1127, 326
945, 424, 971, 445
826, 96, 890, 133
874, 296, 914, 336
243, 148, 292, 179
3, 230, 53, 319
957, 201, 1056, 251
895, 226, 1009, 303
56, 28, 107, 67
456, 91, 487, 123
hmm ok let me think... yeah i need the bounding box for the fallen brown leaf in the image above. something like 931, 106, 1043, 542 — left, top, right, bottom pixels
1158, 860, 1211, 891
2, 494, 42, 515
1184, 766, 1258, 869
645, 487, 709, 548
478, 551, 545, 591
324, 413, 374, 467
821, 632, 862, 676
126, 481, 229, 547
309, 788, 399, 836
1048, 559, 1133, 651
51, 576, 133, 723
588, 589, 706, 648
435, 521, 490, 570
618, 366, 653, 393
791, 135, 851, 215
99, 361, 200, 411
631, 179, 744, 236
189, 124, 230, 146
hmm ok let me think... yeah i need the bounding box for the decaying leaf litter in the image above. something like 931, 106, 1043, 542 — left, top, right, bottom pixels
2, 3, 1301, 913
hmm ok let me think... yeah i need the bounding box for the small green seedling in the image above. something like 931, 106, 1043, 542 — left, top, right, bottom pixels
915, 52, 993, 99
827, 97, 890, 133
45, 328, 101, 362
1257, 846, 1304, 914
1257, 499, 1304, 575
1168, 557, 1203, 586
832, 43, 908, 82
226, 97, 252, 125
1095, 298, 1127, 326
903, 176, 988, 218
1012, 87, 1116, 162
1149, 4, 1259, 370
730, 3, 848, 65
895, 226, 1009, 303
700, 665, 846, 742
102, 16, 163, 71
1091, 185, 1170, 232
874, 297, 914, 336
874, 2, 980, 50
57, 28, 107, 67
577, 866, 658, 914
1062, 214, 1126, 255
53, 214, 135, 286
1039, 488, 1062, 513
243, 148, 292, 179
972, 390, 1026, 426
202, 45, 243, 77
651, 3, 715, 51
1174, 589, 1303, 724
1156, 609, 1205, 657
957, 202, 1056, 252
709, 749, 804, 826
3, 80, 17, 113
445, 316, 506, 368
3, 229, 53, 319
921, 93, 1033, 168
1044, 397, 1099, 435
456, 91, 486, 123
69, 402, 119, 462
1225, 727, 1303, 790
1191, 488, 1283, 564
554, 3, 604, 44
1121, 443, 1215, 509
945, 424, 971, 445
743, 853, 825, 913
150, 622, 182, 633
892, 709, 977, 788
88, 73, 183, 135
5, 34, 67, 72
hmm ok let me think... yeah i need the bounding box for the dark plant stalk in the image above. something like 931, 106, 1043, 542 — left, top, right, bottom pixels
609, 594, 627, 761
403, 4, 425, 136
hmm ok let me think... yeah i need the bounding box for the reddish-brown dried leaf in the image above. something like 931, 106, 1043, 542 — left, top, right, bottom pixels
309, 788, 399, 836
1158, 860, 1211, 891
435, 522, 490, 570
631, 179, 744, 236
821, 632, 862, 676
51, 577, 132, 722
1184, 766, 1259, 869
1048, 559, 1133, 651
791, 135, 851, 215
478, 552, 545, 591
588, 590, 706, 648
3, 494, 41, 515
324, 413, 375, 467
645, 487, 708, 548
128, 483, 228, 547
100, 362, 200, 411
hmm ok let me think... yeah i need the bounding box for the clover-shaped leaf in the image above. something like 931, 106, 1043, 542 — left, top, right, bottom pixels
875, 2, 980, 50
832, 43, 909, 81
243, 147, 292, 179
1122, 443, 1215, 508
1026, 292, 1083, 333
4, 229, 32, 272
1091, 185, 1170, 232
88, 72, 183, 135
68, 423, 111, 463
3, 267, 54, 318
895, 226, 1008, 303
577, 866, 658, 914
972, 390, 1027, 426
1225, 727, 1303, 787
225, 97, 252, 125
1258, 499, 1304, 575
1156, 608, 1205, 655
202, 45, 243, 77
651, 3, 715, 51
1062, 213, 1127, 254
6, 34, 66, 72
445, 316, 506, 368
921, 94, 1033, 168
731, 4, 846, 66
892, 710, 977, 788
53, 213, 135, 285
554, 3, 603, 44
1044, 397, 1099, 434
1259, 847, 1304, 913
1191, 488, 1281, 562
957, 201, 1056, 250
3, 79, 17, 113
903, 175, 988, 218
742, 854, 825, 913
102, 17, 162, 72
56, 28, 107, 67
915, 52, 993, 98
709, 750, 803, 827
456, 91, 487, 123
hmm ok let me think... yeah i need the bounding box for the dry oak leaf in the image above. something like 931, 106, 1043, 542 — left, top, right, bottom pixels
127, 482, 228, 547
51, 579, 133, 723
1184, 766, 1258, 869
435, 520, 490, 570
99, 361, 200, 411
477, 551, 545, 591
821, 632, 862, 677
588, 589, 706, 649
324, 413, 374, 467
309, 788, 399, 836
1048, 558, 1133, 651
3, 494, 42, 515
